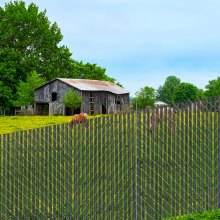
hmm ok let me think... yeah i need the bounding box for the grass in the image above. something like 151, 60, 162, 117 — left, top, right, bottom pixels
0, 115, 103, 134
164, 209, 220, 219
0, 116, 72, 134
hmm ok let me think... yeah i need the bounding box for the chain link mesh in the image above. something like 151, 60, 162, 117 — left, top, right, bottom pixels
0, 97, 220, 219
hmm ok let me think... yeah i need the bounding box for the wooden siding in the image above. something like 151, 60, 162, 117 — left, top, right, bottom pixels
35, 80, 81, 103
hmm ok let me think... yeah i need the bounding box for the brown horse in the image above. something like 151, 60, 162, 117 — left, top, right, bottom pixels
149, 107, 177, 132
69, 113, 88, 128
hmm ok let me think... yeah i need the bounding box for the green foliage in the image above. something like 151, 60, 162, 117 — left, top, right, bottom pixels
133, 86, 156, 108
63, 90, 82, 114
0, 81, 14, 109
196, 88, 205, 100
14, 71, 46, 106
0, 0, 73, 108
204, 77, 220, 98
173, 82, 199, 104
164, 209, 220, 220
68, 61, 122, 87
156, 75, 181, 105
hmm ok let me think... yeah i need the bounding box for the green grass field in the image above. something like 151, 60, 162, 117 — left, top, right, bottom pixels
0, 115, 72, 134
0, 115, 103, 134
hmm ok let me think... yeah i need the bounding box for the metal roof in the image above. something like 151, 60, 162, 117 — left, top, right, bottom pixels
154, 101, 168, 106
57, 78, 129, 94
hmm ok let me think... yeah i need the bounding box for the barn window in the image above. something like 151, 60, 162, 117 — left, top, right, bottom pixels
90, 92, 94, 102
90, 92, 95, 115
115, 95, 121, 112
52, 92, 57, 101
115, 95, 120, 105
102, 93, 107, 114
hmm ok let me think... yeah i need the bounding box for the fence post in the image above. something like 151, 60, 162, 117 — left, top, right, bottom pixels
136, 110, 142, 219
131, 112, 136, 220
218, 97, 220, 208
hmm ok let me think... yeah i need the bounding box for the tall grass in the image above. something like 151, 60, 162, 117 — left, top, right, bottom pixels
0, 115, 103, 134
0, 116, 72, 134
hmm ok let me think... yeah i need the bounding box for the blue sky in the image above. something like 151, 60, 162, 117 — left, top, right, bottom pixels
1, 0, 220, 96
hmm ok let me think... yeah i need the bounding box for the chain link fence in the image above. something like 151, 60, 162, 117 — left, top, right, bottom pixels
0, 97, 220, 219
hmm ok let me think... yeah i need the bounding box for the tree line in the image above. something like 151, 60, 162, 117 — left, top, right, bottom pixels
131, 75, 220, 109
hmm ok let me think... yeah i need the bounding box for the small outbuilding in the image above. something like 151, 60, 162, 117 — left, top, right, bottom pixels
34, 78, 130, 115
154, 101, 168, 107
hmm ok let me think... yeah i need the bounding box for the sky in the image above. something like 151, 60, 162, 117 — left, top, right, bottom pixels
1, 0, 220, 96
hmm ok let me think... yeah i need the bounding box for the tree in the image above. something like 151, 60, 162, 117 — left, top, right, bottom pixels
133, 86, 156, 109
0, 1, 73, 108
0, 81, 14, 110
197, 88, 205, 100
14, 71, 46, 106
204, 77, 220, 98
156, 76, 181, 105
173, 83, 199, 104
0, 1, 122, 109
69, 61, 122, 87
63, 90, 82, 115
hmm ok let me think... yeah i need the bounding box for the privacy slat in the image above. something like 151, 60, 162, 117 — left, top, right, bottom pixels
1, 97, 220, 219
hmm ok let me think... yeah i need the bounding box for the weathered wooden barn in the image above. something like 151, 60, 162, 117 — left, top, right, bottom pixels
34, 78, 130, 115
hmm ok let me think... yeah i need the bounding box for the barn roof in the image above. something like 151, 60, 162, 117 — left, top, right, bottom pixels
35, 78, 129, 95
154, 101, 168, 106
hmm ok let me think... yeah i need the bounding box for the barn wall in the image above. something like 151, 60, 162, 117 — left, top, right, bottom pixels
94, 92, 102, 114
107, 93, 130, 114
81, 91, 101, 115
35, 79, 82, 115
81, 91, 130, 115
35, 80, 81, 103
81, 91, 90, 114
49, 102, 65, 115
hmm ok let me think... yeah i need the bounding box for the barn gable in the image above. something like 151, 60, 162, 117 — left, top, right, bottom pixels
34, 78, 130, 115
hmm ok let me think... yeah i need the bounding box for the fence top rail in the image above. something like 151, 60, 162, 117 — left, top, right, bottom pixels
1, 96, 220, 136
